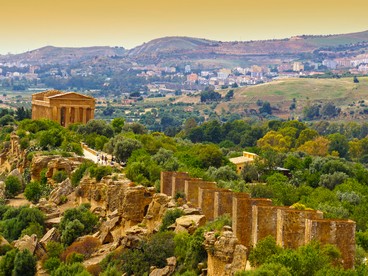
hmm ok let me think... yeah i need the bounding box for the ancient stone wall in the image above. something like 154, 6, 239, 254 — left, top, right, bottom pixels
160, 171, 356, 269
214, 191, 250, 219
276, 209, 323, 249
185, 179, 216, 206
198, 188, 228, 221
305, 219, 356, 269
252, 205, 286, 246
232, 197, 272, 248
171, 174, 194, 198
160, 171, 188, 197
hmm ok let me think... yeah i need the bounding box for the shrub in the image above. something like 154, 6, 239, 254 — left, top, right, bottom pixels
89, 165, 112, 181
66, 252, 84, 264
71, 161, 94, 186
46, 241, 64, 259
5, 175, 22, 198
60, 205, 98, 245
52, 262, 91, 276
43, 257, 61, 273
52, 170, 67, 183
160, 208, 184, 232
248, 236, 283, 267
13, 249, 37, 276
24, 181, 42, 203
62, 237, 101, 262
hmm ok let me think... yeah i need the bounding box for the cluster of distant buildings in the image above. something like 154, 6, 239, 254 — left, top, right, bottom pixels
321, 54, 368, 74
1, 51, 368, 95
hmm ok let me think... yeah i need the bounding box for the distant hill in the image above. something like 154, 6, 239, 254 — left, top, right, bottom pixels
0, 46, 125, 65
1, 30, 368, 67
219, 76, 368, 120
126, 30, 368, 65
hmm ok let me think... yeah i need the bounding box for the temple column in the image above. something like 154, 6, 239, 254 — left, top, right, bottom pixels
65, 107, 70, 127
83, 108, 87, 124
75, 107, 80, 123
91, 109, 95, 120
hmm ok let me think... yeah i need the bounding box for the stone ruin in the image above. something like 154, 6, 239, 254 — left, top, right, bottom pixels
160, 171, 356, 270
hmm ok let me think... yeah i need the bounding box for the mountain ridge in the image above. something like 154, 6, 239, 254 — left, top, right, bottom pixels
1, 29, 368, 66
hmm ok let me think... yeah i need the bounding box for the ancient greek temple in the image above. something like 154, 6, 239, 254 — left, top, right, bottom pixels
31, 90, 96, 127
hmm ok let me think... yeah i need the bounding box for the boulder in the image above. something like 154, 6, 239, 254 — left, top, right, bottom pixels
150, 257, 177, 276
39, 227, 60, 247
142, 193, 171, 233
13, 234, 38, 255
36, 199, 60, 215
99, 216, 120, 244
175, 215, 206, 234
49, 178, 73, 205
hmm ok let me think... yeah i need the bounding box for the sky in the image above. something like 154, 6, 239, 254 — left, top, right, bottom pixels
1, 0, 368, 54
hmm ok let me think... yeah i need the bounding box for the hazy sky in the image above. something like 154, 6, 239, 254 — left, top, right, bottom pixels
1, 0, 368, 54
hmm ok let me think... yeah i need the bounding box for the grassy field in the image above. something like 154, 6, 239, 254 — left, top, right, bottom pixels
236, 77, 368, 103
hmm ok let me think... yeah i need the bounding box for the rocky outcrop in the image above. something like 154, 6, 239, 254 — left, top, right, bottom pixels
49, 178, 73, 205
98, 216, 121, 244
13, 234, 38, 255
30, 155, 85, 182
175, 215, 206, 234
142, 193, 172, 233
39, 227, 60, 247
204, 227, 247, 276
78, 174, 155, 230
150, 257, 177, 276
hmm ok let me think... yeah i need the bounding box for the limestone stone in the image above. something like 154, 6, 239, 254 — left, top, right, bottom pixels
142, 193, 171, 233
36, 198, 60, 215
99, 216, 120, 244
39, 227, 60, 247
149, 257, 177, 276
175, 215, 206, 234
31, 155, 59, 181
0, 235, 9, 247
13, 234, 38, 255
204, 230, 247, 276
49, 178, 74, 205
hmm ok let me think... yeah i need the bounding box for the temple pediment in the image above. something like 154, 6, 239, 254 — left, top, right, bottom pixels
47, 92, 95, 101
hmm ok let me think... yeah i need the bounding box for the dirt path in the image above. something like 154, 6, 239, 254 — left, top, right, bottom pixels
7, 193, 31, 207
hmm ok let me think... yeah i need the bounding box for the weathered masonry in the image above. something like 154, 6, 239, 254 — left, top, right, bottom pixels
32, 90, 96, 127
160, 171, 356, 269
